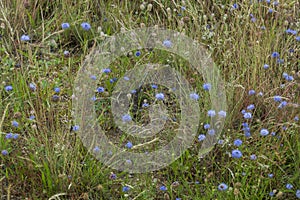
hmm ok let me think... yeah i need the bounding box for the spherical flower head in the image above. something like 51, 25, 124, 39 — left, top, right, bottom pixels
124, 76, 130, 81
208, 129, 215, 135
29, 83, 36, 91
243, 112, 252, 119
13, 134, 19, 140
12, 120, 19, 127
203, 83, 211, 91
218, 183, 228, 191
296, 190, 300, 199
142, 103, 149, 108
198, 134, 206, 141
263, 64, 269, 69
278, 101, 287, 109
233, 139, 242, 147
247, 104, 255, 110
207, 110, 216, 117
159, 185, 167, 191
64, 50, 70, 57
91, 96, 96, 101
269, 191, 275, 197
271, 52, 280, 58
122, 114, 132, 122
232, 3, 239, 9
155, 93, 164, 100
251, 17, 256, 22
286, 29, 297, 35
282, 72, 288, 78
250, 154, 257, 160
218, 110, 226, 118
102, 68, 111, 74
122, 186, 130, 192
20, 34, 30, 41
232, 149, 242, 158
273, 95, 282, 102
190, 93, 199, 100
286, 183, 293, 190
296, 36, 300, 42
135, 51, 141, 57
241, 109, 246, 114
125, 141, 133, 149
268, 173, 274, 178
204, 123, 210, 129
97, 87, 105, 93
29, 115, 35, 120
72, 125, 80, 131
294, 116, 299, 121
54, 87, 60, 93
286, 75, 294, 81
1, 150, 8, 156
248, 89, 255, 95
61, 23, 70, 29
260, 128, 269, 136
5, 85, 13, 91
109, 173, 117, 180
163, 40, 172, 48
81, 22, 91, 31
6, 133, 13, 139
268, 8, 273, 13
110, 78, 117, 83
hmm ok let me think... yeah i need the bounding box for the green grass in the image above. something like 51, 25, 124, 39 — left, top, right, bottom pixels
0, 0, 299, 199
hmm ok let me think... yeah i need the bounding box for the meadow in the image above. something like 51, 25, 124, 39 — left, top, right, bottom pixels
0, 0, 299, 199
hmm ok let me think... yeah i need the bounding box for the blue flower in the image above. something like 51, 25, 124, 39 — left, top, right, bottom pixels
20, 34, 30, 41
251, 17, 256, 22
109, 173, 117, 180
198, 134, 206, 141
260, 128, 269, 136
203, 83, 211, 91
102, 68, 111, 73
286, 29, 297, 35
142, 103, 149, 107
250, 154, 257, 160
5, 85, 13, 91
269, 191, 275, 197
218, 110, 226, 118
241, 109, 246, 114
248, 90, 255, 95
263, 64, 269, 69
268, 173, 274, 178
54, 87, 60, 93
29, 83, 36, 91
13, 134, 19, 140
243, 112, 252, 119
232, 149, 242, 158
93, 146, 100, 153
271, 52, 280, 58
90, 75, 97, 80
268, 8, 273, 13
125, 141, 133, 149
64, 50, 70, 57
296, 190, 300, 199
218, 140, 224, 144
163, 40, 172, 48
208, 129, 215, 135
204, 124, 210, 129
294, 116, 299, 121
123, 76, 130, 81
29, 115, 35, 120
286, 183, 293, 189
72, 125, 80, 131
12, 121, 19, 127
122, 114, 132, 122
278, 101, 287, 109
247, 104, 255, 110
61, 23, 70, 29
218, 183, 228, 191
234, 139, 242, 147
277, 58, 284, 64
135, 51, 141, 57
160, 185, 167, 191
1, 150, 8, 156
207, 110, 216, 117
6, 133, 13, 139
91, 96, 96, 101
122, 186, 130, 192
273, 95, 282, 102
232, 3, 239, 9
151, 84, 158, 89
296, 36, 300, 42
97, 87, 105, 93
286, 75, 294, 81
190, 93, 199, 100
155, 93, 164, 100
110, 78, 117, 83
81, 22, 91, 31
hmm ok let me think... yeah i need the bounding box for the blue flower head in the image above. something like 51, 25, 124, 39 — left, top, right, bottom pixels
122, 114, 132, 122
232, 149, 242, 158
190, 93, 200, 100
234, 139, 242, 147
81, 22, 91, 30
273, 95, 282, 102
244, 112, 252, 119
218, 110, 226, 118
203, 83, 211, 91
125, 141, 133, 149
1, 150, 8, 156
20, 35, 30, 41
207, 110, 216, 117
122, 186, 130, 192
5, 85, 13, 91
159, 185, 167, 191
198, 134, 206, 141
97, 87, 104, 93
271, 52, 280, 58
218, 183, 228, 191
163, 40, 172, 48
250, 154, 257, 160
102, 68, 111, 73
61, 23, 70, 29
248, 90, 255, 95
286, 183, 293, 190
29, 83, 36, 91
260, 128, 269, 136
155, 93, 164, 100
204, 124, 210, 129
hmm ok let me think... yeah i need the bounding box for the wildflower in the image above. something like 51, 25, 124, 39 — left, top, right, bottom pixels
273, 1, 279, 6
90, 75, 97, 80
218, 183, 228, 191
286, 29, 297, 35
232, 3, 239, 9
29, 115, 35, 120
102, 68, 111, 73
5, 85, 13, 91
269, 191, 275, 197
251, 17, 256, 22
282, 72, 288, 78
296, 190, 300, 199
260, 128, 269, 136
64, 50, 70, 57
135, 51, 141, 57
124, 76, 130, 81
232, 149, 242, 158
234, 139, 242, 147
203, 83, 211, 91
142, 103, 149, 107
6, 133, 13, 139
93, 146, 100, 153
110, 78, 117, 83
54, 87, 60, 93
109, 173, 117, 180
81, 22, 91, 31
277, 58, 284, 64
218, 110, 226, 118
204, 124, 210, 129
286, 76, 294, 81
13, 134, 19, 139
1, 150, 8, 156
207, 110, 216, 117
125, 141, 133, 149
218, 140, 224, 144
160, 185, 167, 191
268, 173, 274, 178
91, 96, 96, 101
208, 129, 215, 135
29, 83, 36, 91
294, 116, 299, 121
198, 134, 206, 141
268, 9, 273, 13
258, 92, 263, 96
271, 52, 279, 58
61, 23, 70, 29
163, 40, 172, 48
155, 93, 164, 100
286, 183, 293, 190
247, 104, 255, 110
122, 186, 130, 192
273, 96, 282, 102
250, 154, 257, 160
72, 125, 80, 131
190, 93, 200, 100
12, 121, 19, 127
122, 114, 132, 122
243, 112, 252, 119
278, 101, 287, 109
97, 87, 105, 93
20, 34, 30, 41
248, 90, 255, 95
263, 64, 269, 69
296, 36, 300, 42
241, 110, 246, 114
151, 84, 158, 89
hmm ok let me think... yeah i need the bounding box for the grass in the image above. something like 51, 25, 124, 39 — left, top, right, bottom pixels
0, 0, 299, 199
